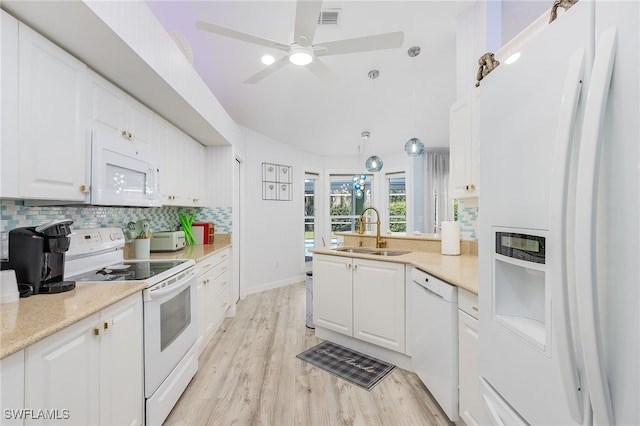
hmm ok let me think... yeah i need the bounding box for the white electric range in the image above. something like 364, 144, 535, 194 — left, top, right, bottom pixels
65, 228, 199, 426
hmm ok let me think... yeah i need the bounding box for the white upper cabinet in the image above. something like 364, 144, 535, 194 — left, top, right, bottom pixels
449, 89, 480, 199
5, 20, 90, 201
155, 116, 205, 207
89, 70, 154, 148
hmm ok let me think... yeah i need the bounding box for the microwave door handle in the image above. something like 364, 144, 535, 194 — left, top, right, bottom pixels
147, 268, 199, 299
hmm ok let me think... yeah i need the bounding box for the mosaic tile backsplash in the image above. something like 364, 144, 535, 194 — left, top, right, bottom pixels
458, 199, 479, 242
0, 200, 232, 235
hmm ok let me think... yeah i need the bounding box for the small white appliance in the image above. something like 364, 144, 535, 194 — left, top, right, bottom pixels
478, 1, 639, 425
150, 230, 186, 252
90, 131, 161, 207
407, 267, 458, 421
65, 228, 198, 425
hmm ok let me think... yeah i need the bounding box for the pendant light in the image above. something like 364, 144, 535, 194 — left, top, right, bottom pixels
365, 70, 383, 172
404, 46, 425, 157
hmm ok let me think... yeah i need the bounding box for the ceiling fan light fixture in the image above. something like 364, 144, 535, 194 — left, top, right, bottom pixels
288, 44, 314, 65
261, 55, 275, 65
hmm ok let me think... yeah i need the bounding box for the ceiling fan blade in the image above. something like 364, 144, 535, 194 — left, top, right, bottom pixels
196, 20, 289, 51
316, 31, 404, 56
243, 55, 290, 84
306, 58, 341, 86
294, 0, 323, 45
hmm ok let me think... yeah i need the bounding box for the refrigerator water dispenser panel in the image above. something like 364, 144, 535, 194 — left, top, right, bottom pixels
492, 228, 550, 355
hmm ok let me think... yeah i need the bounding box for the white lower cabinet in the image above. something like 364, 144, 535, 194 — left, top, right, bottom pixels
458, 288, 489, 426
196, 248, 231, 355
24, 293, 143, 426
1, 350, 25, 426
313, 254, 405, 353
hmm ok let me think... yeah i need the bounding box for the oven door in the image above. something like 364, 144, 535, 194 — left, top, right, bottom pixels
143, 267, 198, 397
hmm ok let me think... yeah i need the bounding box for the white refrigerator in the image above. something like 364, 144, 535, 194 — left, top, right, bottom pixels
478, 1, 638, 425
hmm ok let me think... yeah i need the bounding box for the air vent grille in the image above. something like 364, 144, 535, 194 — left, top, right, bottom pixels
317, 9, 341, 26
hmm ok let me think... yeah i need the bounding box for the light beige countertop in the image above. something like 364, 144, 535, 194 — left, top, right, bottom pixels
1, 237, 232, 360
311, 242, 478, 295
0, 281, 146, 360
125, 235, 231, 263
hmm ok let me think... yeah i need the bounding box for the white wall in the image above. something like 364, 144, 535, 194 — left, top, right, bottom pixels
237, 127, 419, 295
240, 127, 323, 294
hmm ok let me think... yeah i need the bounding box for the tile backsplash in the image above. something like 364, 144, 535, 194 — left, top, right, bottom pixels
458, 198, 478, 241
0, 200, 232, 234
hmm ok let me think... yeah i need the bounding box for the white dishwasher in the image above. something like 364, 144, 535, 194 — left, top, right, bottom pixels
407, 267, 458, 421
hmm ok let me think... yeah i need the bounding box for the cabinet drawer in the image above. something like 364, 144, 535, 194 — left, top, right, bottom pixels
198, 249, 229, 273
211, 258, 229, 280
213, 270, 231, 299
212, 286, 231, 325
209, 249, 229, 267
458, 288, 479, 319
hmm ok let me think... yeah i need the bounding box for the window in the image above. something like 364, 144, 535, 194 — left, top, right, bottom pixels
425, 149, 452, 233
386, 173, 406, 232
329, 174, 373, 246
304, 174, 318, 263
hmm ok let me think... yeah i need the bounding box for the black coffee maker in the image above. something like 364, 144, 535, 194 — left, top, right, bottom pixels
9, 219, 76, 295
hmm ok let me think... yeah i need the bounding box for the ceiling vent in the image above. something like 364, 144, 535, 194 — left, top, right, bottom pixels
317, 9, 341, 26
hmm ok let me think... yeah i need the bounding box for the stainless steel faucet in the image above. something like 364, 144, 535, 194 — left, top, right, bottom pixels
358, 206, 386, 248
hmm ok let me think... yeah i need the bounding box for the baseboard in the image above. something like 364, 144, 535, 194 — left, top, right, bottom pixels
243, 274, 306, 295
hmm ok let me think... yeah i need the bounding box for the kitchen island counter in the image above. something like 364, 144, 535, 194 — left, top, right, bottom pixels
310, 247, 478, 294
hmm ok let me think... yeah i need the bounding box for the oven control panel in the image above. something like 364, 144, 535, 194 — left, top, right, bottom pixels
66, 228, 125, 259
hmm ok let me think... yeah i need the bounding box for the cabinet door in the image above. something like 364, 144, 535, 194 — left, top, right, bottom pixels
125, 98, 154, 148
25, 313, 100, 426
353, 259, 406, 352
1, 350, 24, 426
458, 309, 489, 426
18, 23, 89, 201
89, 71, 127, 137
1, 11, 19, 198
312, 255, 353, 335
182, 135, 205, 206
449, 91, 479, 199
196, 267, 215, 354
99, 294, 143, 426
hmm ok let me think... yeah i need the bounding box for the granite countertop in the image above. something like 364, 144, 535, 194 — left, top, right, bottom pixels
0, 281, 146, 360
1, 239, 232, 360
311, 247, 478, 295
145, 240, 231, 263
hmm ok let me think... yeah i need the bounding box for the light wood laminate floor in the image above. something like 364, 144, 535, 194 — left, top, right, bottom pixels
164, 282, 453, 426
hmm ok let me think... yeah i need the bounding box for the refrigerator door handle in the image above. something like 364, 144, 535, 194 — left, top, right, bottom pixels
549, 46, 586, 424
575, 26, 618, 426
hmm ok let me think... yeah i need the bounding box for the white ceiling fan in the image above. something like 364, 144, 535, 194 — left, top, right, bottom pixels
195, 0, 404, 85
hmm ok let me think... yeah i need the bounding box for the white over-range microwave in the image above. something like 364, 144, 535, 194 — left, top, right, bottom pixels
90, 131, 162, 207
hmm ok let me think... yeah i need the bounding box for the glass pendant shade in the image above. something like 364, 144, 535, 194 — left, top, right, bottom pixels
365, 155, 383, 172
404, 137, 425, 157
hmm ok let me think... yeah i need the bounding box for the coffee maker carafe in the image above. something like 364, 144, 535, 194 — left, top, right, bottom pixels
8, 219, 76, 295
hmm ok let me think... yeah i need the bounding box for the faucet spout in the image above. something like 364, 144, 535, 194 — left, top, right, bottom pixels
358, 206, 386, 248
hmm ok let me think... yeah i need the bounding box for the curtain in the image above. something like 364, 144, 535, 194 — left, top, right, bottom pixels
424, 149, 452, 234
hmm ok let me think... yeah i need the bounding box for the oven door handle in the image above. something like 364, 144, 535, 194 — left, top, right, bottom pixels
146, 268, 199, 299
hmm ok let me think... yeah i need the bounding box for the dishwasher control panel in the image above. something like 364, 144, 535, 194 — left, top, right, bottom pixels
411, 267, 457, 302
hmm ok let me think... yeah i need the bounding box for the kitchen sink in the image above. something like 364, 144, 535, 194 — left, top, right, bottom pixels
369, 250, 411, 256
333, 247, 375, 254
333, 247, 411, 256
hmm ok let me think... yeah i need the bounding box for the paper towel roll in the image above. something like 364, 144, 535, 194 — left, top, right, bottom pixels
441, 221, 461, 256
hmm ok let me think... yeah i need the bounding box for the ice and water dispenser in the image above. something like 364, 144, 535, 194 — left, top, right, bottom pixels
492, 228, 550, 355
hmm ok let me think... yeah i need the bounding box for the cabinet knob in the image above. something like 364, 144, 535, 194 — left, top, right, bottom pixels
221, 281, 228, 287
353, 264, 358, 270
103, 321, 109, 330
80, 184, 89, 193
464, 184, 476, 191
93, 328, 100, 336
